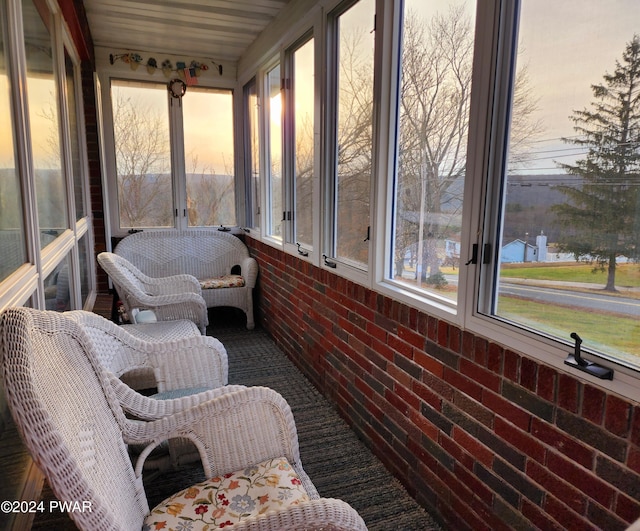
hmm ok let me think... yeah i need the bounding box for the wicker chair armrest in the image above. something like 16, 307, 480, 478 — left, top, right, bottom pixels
132, 290, 202, 307
241, 256, 259, 288
145, 295, 208, 333
231, 498, 368, 531
124, 387, 303, 481
68, 311, 214, 382
145, 335, 228, 391
113, 379, 247, 419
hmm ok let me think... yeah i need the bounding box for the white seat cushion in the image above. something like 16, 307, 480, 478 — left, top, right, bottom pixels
145, 457, 310, 529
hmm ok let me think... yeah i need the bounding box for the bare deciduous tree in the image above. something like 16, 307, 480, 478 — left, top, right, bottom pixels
294, 111, 314, 245
185, 152, 236, 226
335, 25, 374, 264
112, 92, 172, 228
394, 5, 542, 283
396, 5, 474, 281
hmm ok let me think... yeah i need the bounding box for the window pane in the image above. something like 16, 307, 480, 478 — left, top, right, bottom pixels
78, 233, 90, 306
44, 254, 71, 312
391, 0, 476, 301
23, 0, 68, 247
267, 64, 282, 240
183, 88, 236, 226
0, 5, 27, 281
334, 0, 374, 268
493, 1, 640, 365
244, 78, 260, 229
293, 38, 314, 248
65, 49, 84, 220
111, 80, 173, 229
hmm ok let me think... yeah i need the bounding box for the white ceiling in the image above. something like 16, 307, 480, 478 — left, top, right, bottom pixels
82, 0, 290, 64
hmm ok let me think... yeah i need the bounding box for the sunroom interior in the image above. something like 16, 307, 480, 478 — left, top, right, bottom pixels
1, 0, 640, 529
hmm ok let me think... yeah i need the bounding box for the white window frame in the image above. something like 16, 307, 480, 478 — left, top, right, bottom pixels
253, 30, 322, 260
0, 0, 93, 313
237, 0, 640, 402
101, 77, 176, 235
241, 76, 261, 231
96, 58, 238, 240
376, 0, 476, 322
282, 30, 318, 260
462, 0, 638, 402
261, 58, 284, 245
61, 24, 94, 310
321, 0, 376, 286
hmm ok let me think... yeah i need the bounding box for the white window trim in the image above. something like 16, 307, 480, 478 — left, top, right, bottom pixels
282, 31, 315, 258
321, 0, 375, 283
375, 0, 469, 324
1, 0, 92, 312
96, 48, 238, 239
261, 57, 284, 246
237, 0, 639, 402
462, 0, 635, 402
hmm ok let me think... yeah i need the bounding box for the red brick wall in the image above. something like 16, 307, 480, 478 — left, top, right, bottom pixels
246, 236, 640, 531
80, 61, 110, 293
60, 0, 108, 293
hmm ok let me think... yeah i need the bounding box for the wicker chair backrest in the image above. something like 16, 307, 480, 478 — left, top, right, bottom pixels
102, 253, 149, 294
115, 229, 249, 280
67, 310, 150, 378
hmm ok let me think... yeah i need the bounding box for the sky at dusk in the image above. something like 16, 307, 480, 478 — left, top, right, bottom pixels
2, 0, 638, 176
407, 0, 639, 174
514, 0, 639, 173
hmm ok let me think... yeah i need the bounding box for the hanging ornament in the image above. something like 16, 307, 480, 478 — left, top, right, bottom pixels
161, 59, 173, 78
211, 60, 223, 75
109, 52, 221, 79
190, 60, 208, 77
129, 53, 143, 70
146, 57, 158, 74
176, 61, 186, 81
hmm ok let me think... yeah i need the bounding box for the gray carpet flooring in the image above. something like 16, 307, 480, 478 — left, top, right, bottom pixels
208, 312, 442, 531
31, 310, 443, 530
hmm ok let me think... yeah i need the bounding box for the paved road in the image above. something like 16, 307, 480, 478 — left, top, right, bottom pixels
498, 281, 640, 317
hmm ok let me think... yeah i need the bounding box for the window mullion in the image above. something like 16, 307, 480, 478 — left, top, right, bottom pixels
282, 60, 295, 245
169, 93, 186, 229
473, 0, 519, 317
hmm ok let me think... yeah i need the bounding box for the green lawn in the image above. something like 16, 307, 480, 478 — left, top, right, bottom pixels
497, 294, 640, 359
419, 261, 640, 360
500, 262, 640, 287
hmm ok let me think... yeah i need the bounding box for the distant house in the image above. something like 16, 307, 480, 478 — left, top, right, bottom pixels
502, 239, 537, 262
501, 232, 548, 263
445, 239, 461, 262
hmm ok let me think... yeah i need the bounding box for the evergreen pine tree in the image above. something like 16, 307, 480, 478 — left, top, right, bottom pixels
552, 35, 640, 291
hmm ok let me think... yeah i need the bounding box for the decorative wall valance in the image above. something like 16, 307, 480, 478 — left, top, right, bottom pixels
109, 52, 222, 85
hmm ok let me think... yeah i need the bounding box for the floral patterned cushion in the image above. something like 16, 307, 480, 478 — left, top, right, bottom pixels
144, 457, 310, 530
199, 274, 246, 290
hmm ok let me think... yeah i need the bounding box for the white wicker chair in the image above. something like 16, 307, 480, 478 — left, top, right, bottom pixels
67, 310, 231, 468
66, 310, 226, 393
98, 251, 208, 334
0, 307, 368, 531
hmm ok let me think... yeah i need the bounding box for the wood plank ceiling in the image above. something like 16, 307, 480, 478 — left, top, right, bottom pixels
82, 0, 290, 64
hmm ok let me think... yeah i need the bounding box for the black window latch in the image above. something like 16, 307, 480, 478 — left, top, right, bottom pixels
564, 332, 613, 380
323, 254, 337, 268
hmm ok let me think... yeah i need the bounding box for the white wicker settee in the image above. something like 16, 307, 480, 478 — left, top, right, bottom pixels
115, 230, 258, 329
